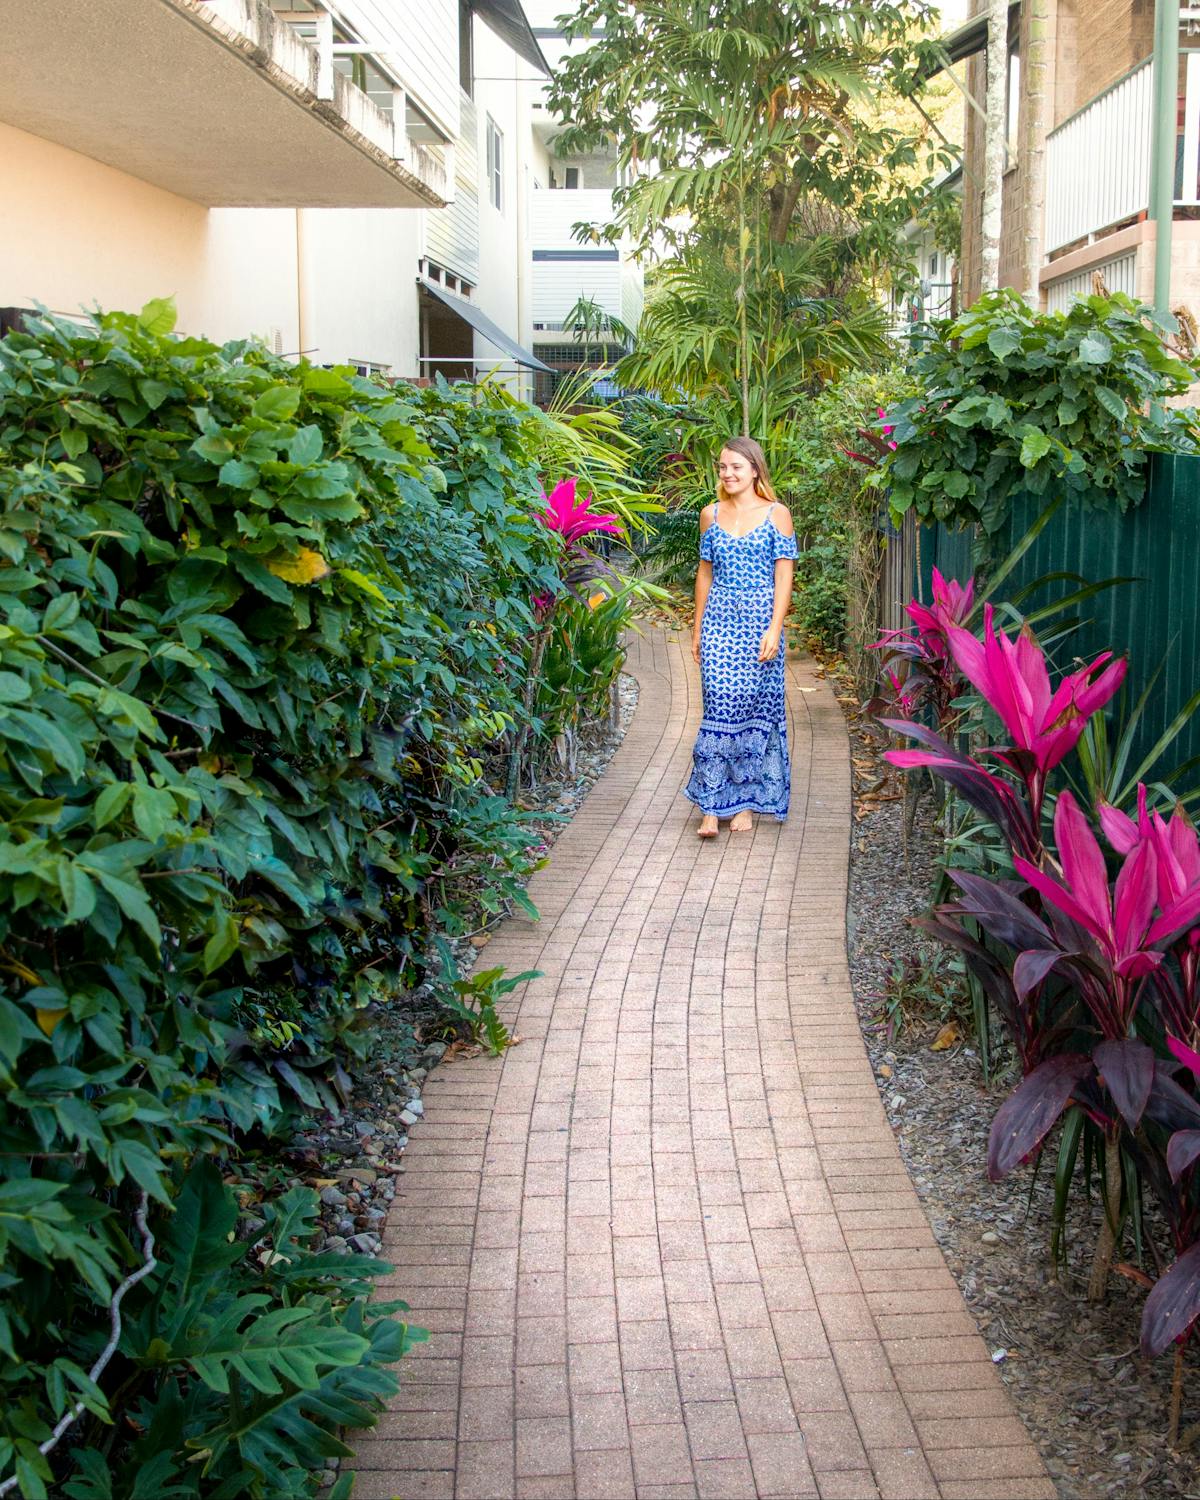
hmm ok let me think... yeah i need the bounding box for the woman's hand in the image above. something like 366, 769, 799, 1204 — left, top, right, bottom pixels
758, 626, 782, 662
692, 632, 702, 665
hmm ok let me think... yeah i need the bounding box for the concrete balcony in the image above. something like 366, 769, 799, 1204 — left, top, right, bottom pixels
0, 0, 448, 209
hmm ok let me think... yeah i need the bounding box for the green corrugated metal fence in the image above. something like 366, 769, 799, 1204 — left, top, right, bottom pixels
914, 453, 1200, 780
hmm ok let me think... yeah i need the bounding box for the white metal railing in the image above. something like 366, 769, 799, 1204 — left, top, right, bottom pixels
1045, 60, 1153, 252
1045, 51, 1200, 253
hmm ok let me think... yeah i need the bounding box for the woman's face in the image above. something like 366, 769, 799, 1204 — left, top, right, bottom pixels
718, 449, 757, 498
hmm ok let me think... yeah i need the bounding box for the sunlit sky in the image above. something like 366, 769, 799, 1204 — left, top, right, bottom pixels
936, 0, 971, 26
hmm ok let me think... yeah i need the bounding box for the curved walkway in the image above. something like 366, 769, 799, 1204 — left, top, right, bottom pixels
352, 631, 1053, 1500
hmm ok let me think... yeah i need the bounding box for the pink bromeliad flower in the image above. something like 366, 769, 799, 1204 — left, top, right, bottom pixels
944, 604, 1126, 815
539, 478, 621, 545
877, 406, 898, 451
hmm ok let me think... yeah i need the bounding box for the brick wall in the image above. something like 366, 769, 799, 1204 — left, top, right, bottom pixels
959, 0, 1156, 306
1055, 0, 1154, 125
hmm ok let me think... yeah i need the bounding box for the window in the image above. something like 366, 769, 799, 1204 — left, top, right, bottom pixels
459, 0, 473, 98
486, 116, 503, 211
1006, 45, 1021, 164
564, 166, 581, 189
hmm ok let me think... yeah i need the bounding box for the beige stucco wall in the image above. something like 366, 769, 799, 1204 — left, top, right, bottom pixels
0, 121, 211, 326
0, 121, 427, 373
290, 208, 423, 373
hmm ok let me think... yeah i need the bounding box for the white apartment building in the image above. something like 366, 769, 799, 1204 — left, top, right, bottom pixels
521, 0, 644, 397
0, 0, 642, 400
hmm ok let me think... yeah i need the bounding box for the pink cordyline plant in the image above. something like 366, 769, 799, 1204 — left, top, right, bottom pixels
946, 606, 1126, 810
1104, 789, 1200, 1073
891, 603, 1127, 823
510, 478, 622, 799
881, 584, 1200, 1368
870, 568, 975, 728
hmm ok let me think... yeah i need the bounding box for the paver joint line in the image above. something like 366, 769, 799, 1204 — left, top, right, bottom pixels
351, 630, 1050, 1500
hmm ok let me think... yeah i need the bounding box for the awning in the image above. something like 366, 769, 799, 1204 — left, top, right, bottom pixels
919, 2, 1020, 81
420, 279, 554, 371
472, 0, 549, 74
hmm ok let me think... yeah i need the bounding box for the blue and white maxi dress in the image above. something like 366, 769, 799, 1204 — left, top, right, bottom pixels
683, 502, 799, 822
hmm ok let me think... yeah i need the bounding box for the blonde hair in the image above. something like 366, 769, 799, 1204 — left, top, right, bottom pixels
717, 436, 778, 504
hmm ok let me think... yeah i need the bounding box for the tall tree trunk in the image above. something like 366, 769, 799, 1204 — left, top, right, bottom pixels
1020, 0, 1052, 306
737, 192, 751, 438
980, 0, 1009, 293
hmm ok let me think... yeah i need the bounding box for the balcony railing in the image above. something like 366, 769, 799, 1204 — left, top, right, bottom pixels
1044, 51, 1200, 254
202, 0, 448, 200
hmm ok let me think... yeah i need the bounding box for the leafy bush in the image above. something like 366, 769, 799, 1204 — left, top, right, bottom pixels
879, 289, 1200, 533
0, 302, 566, 1494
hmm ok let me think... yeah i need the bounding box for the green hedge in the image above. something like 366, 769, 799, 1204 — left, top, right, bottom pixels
0, 302, 560, 1496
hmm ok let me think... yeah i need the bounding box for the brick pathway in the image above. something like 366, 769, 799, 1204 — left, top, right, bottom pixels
351, 630, 1054, 1500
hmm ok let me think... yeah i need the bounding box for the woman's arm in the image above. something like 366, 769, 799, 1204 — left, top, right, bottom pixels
692, 504, 715, 665
759, 507, 796, 662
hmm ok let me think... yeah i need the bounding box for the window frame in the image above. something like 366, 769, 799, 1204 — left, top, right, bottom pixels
486, 114, 504, 211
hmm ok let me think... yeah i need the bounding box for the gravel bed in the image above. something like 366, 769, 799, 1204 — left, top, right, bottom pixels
835, 673, 1200, 1500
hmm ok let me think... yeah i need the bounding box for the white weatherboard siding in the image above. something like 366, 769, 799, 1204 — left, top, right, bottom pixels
468, 17, 540, 391
1044, 251, 1137, 314
424, 95, 481, 283
532, 260, 622, 327
530, 186, 638, 330
621, 267, 644, 332
336, 0, 460, 142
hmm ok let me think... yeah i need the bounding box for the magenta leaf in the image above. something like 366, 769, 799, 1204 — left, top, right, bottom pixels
988, 1054, 1093, 1181
1167, 1130, 1200, 1183
1093, 1038, 1156, 1132
1099, 801, 1139, 854
1141, 1241, 1200, 1358
1167, 1035, 1200, 1078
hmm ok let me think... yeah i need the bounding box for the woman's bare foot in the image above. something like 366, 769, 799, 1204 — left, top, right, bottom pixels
730, 811, 753, 833
698, 814, 719, 839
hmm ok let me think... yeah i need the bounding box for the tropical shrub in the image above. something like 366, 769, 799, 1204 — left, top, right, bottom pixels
0, 302, 580, 1495
884, 596, 1200, 1437
878, 289, 1200, 533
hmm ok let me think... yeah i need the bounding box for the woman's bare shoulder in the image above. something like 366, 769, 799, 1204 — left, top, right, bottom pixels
698, 502, 716, 531
769, 504, 795, 535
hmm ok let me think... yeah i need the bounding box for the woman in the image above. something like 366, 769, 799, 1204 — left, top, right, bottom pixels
682, 437, 798, 836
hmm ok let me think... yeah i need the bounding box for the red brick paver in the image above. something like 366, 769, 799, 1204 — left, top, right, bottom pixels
352, 632, 1053, 1500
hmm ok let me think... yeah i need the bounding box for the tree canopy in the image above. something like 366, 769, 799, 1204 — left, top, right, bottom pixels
546, 0, 954, 262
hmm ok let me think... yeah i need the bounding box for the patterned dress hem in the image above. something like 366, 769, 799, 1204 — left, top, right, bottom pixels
680, 785, 789, 821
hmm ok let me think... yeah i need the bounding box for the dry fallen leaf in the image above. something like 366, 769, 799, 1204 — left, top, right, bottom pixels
931, 1021, 962, 1052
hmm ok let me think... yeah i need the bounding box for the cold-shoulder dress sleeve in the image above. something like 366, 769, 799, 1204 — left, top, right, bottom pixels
699, 523, 716, 561
770, 523, 799, 561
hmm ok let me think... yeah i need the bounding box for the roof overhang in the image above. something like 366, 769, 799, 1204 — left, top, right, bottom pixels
473, 0, 550, 74
0, 0, 449, 208
420, 279, 553, 371
920, 2, 1021, 81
